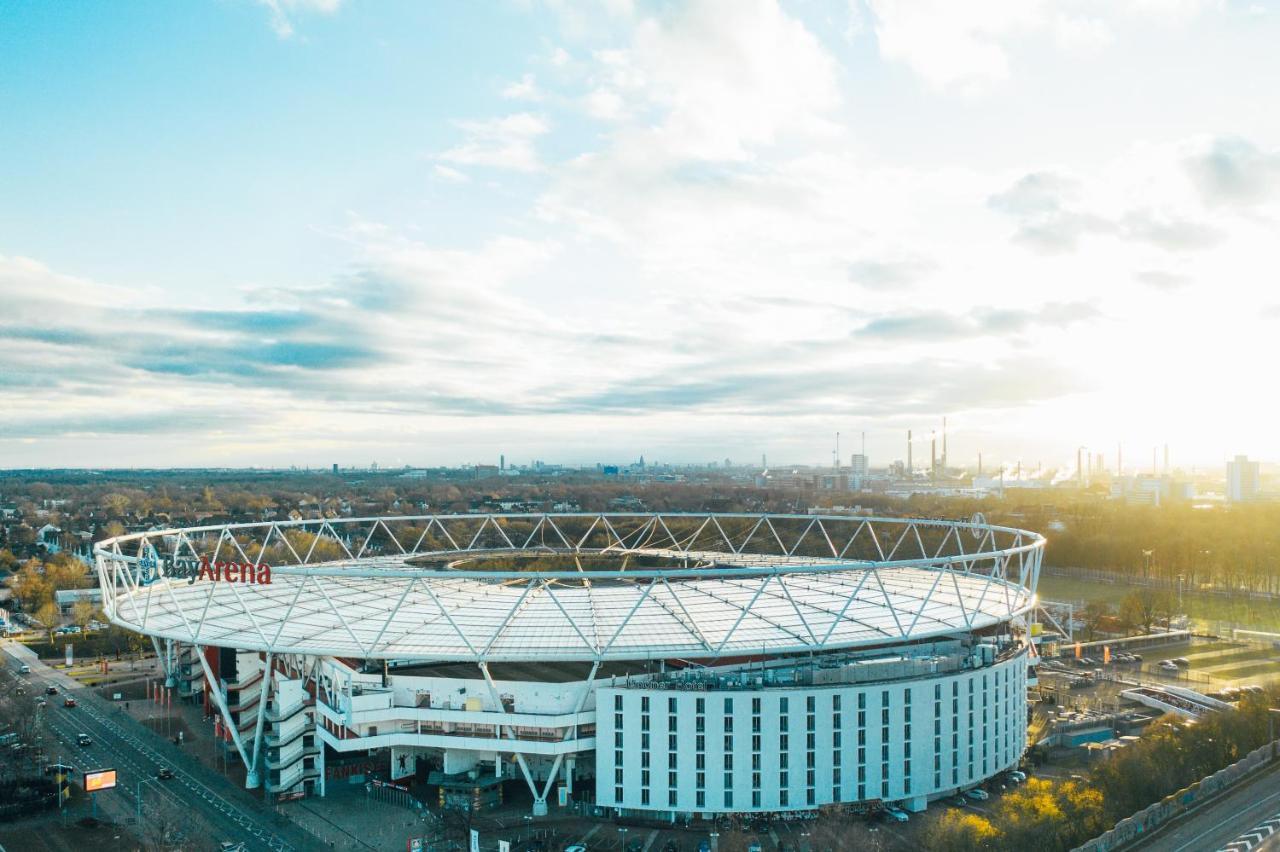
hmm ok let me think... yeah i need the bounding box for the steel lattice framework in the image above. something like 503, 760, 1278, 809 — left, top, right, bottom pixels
94, 513, 1043, 662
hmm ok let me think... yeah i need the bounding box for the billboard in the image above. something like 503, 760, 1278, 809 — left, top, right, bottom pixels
84, 768, 117, 792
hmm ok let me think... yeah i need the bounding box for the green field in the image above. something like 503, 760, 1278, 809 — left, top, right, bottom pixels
1038, 572, 1280, 634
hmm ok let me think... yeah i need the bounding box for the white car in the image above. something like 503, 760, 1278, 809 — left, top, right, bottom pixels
965, 788, 990, 801
1008, 770, 1027, 783
18, 665, 30, 674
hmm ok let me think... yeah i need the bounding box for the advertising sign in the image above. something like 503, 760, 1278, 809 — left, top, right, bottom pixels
408, 839, 423, 852
499, 841, 511, 852
470, 828, 480, 852
84, 768, 117, 792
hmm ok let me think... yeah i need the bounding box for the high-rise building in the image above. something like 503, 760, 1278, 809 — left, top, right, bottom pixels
1226, 455, 1260, 502
850, 454, 869, 477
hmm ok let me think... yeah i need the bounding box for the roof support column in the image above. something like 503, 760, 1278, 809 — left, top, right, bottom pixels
477, 661, 544, 814
245, 651, 274, 789
195, 645, 255, 778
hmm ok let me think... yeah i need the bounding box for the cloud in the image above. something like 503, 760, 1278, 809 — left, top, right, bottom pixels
1121, 210, 1221, 251
847, 256, 935, 290
866, 0, 1209, 93
855, 302, 1099, 342
439, 113, 550, 173
989, 170, 1221, 253
433, 164, 469, 183
576, 0, 842, 162
502, 73, 542, 101
257, 0, 342, 39
1184, 135, 1280, 207
1135, 270, 1192, 290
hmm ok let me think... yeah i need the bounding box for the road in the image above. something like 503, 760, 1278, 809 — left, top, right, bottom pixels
1, 643, 304, 852
1131, 762, 1280, 852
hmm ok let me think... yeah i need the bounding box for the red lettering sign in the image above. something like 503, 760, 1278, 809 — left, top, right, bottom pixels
192, 557, 271, 585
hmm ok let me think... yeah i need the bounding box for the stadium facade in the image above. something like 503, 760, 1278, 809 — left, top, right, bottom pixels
95, 512, 1042, 816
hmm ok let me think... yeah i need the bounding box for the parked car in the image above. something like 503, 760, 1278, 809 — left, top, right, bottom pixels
18, 665, 30, 674
883, 805, 909, 822
76, 734, 91, 747
1173, 657, 1191, 668
1008, 770, 1027, 783
965, 788, 990, 802
1158, 660, 1179, 672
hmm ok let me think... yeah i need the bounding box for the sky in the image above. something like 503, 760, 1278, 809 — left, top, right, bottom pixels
2, 0, 1279, 471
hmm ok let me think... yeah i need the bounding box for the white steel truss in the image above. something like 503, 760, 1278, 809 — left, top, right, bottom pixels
95, 513, 1044, 663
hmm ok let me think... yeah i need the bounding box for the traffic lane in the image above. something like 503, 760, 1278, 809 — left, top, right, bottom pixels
1135, 765, 1280, 852
46, 699, 268, 850
42, 702, 197, 820
5, 656, 278, 852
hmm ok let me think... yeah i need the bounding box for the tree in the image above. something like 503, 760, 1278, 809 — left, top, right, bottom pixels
71, 600, 96, 629
8, 559, 52, 609
1081, 600, 1111, 641
35, 601, 60, 641
1118, 588, 1173, 634
925, 810, 1000, 851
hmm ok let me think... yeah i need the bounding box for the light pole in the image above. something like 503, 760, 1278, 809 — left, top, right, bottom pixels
1269, 709, 1280, 759
137, 775, 162, 824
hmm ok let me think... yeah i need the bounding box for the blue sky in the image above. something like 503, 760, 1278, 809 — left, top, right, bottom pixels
2, 1, 1280, 470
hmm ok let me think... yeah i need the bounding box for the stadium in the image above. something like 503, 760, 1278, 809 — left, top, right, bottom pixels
94, 512, 1043, 817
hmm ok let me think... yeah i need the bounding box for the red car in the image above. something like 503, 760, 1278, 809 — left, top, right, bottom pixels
63, 697, 76, 708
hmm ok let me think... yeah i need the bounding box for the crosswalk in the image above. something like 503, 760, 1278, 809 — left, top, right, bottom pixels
1220, 811, 1280, 851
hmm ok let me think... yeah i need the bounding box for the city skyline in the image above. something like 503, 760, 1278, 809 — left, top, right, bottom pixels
4, 1, 1280, 468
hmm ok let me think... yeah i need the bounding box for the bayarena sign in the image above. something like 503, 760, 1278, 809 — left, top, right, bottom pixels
138, 552, 271, 586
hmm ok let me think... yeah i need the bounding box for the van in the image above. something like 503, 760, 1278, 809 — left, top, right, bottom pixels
18, 665, 30, 674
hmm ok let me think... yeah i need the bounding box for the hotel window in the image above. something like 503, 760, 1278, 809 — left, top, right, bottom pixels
725, 790, 733, 808
615, 695, 623, 711
669, 697, 677, 713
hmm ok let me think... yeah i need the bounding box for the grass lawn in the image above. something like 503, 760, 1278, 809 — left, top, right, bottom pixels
1039, 573, 1280, 633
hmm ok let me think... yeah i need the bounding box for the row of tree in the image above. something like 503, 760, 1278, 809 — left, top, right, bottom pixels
926, 694, 1277, 850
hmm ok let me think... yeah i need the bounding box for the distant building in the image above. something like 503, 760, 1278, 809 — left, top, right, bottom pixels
55, 587, 103, 615
37, 523, 61, 553
850, 454, 869, 477
1226, 455, 1260, 502
1109, 475, 1194, 506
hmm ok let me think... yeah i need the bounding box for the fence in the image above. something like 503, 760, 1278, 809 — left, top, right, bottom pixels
1072, 741, 1275, 851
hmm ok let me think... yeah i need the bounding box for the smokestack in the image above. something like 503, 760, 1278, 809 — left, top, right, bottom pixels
1077, 447, 1083, 488
931, 430, 937, 481
942, 416, 948, 470
907, 430, 913, 476
978, 452, 983, 477
1163, 443, 1169, 475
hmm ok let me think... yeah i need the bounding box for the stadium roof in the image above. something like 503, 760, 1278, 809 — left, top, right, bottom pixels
96, 513, 1043, 662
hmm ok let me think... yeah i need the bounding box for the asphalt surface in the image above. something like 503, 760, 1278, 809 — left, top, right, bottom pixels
0, 644, 310, 852
1130, 762, 1280, 852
